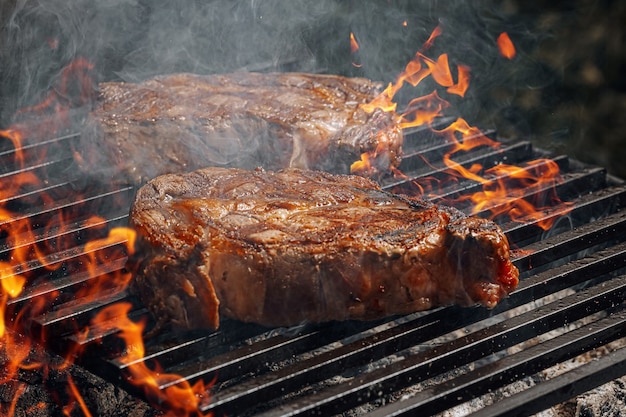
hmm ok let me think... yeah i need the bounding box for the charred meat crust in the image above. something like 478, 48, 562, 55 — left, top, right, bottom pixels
130, 167, 519, 330
79, 72, 403, 185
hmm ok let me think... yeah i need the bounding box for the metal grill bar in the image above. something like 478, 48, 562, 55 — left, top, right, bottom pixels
116, 319, 394, 390
472, 345, 626, 417
386, 141, 536, 191
369, 309, 626, 417
501, 186, 626, 247
3, 123, 626, 416
104, 227, 625, 415
513, 210, 626, 274
227, 271, 626, 416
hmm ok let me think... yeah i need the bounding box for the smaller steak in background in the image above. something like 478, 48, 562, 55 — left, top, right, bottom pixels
79, 72, 402, 185
129, 167, 519, 331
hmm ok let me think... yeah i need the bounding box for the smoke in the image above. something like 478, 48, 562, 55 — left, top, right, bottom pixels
115, 0, 339, 81
0, 0, 345, 122
0, 0, 538, 131
0, 0, 144, 122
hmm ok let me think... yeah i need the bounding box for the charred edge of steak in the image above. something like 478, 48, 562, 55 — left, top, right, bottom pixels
128, 167, 519, 331
444, 216, 519, 308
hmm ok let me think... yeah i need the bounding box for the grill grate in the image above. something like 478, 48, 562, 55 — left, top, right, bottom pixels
3, 121, 626, 416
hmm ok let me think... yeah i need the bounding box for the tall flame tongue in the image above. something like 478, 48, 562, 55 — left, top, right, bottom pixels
353, 24, 570, 230
1, 58, 213, 415
90, 303, 212, 416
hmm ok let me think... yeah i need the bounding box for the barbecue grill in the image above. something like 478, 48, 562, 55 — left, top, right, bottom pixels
2, 113, 625, 416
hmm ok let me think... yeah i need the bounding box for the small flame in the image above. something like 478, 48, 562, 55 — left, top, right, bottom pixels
422, 24, 443, 51
436, 118, 502, 183
446, 64, 470, 97
357, 25, 469, 119
75, 226, 137, 299
353, 25, 470, 173
434, 119, 571, 230
399, 91, 450, 129
497, 32, 516, 59
64, 375, 94, 417
349, 31, 362, 68
349, 31, 359, 54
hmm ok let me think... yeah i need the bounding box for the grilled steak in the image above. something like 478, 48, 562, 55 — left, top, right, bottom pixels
79, 72, 402, 185
129, 167, 519, 330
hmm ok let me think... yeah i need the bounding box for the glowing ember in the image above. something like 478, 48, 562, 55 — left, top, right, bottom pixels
497, 32, 516, 59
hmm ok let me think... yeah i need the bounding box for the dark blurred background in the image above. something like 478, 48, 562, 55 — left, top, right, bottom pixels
489, 0, 626, 180
1, 0, 625, 178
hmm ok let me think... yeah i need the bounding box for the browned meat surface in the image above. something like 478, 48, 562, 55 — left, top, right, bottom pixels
79, 72, 403, 185
129, 167, 519, 330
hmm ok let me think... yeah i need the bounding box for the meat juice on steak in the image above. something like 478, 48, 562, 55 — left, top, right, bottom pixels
79, 72, 403, 185
129, 167, 519, 330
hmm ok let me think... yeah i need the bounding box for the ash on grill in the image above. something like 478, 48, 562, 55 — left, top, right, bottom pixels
2, 113, 625, 416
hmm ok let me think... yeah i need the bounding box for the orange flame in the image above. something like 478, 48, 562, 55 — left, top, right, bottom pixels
1, 57, 216, 415
497, 32, 516, 59
436, 118, 502, 183
432, 119, 571, 228
0, 128, 43, 353
15, 57, 95, 117
350, 31, 362, 68
64, 375, 94, 417
422, 24, 443, 51
357, 25, 469, 120
398, 91, 450, 129
447, 64, 470, 97
0, 58, 163, 415
349, 31, 360, 54
0, 24, 567, 416
459, 159, 572, 229
75, 226, 137, 299
353, 24, 569, 230
90, 302, 213, 416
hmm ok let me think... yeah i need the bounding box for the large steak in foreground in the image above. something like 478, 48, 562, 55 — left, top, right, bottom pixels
79, 72, 403, 185
129, 167, 519, 330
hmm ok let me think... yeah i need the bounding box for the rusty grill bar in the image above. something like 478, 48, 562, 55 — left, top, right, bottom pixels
3, 121, 626, 416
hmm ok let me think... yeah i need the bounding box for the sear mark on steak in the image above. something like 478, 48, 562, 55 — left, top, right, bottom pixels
128, 167, 519, 331
79, 72, 403, 185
